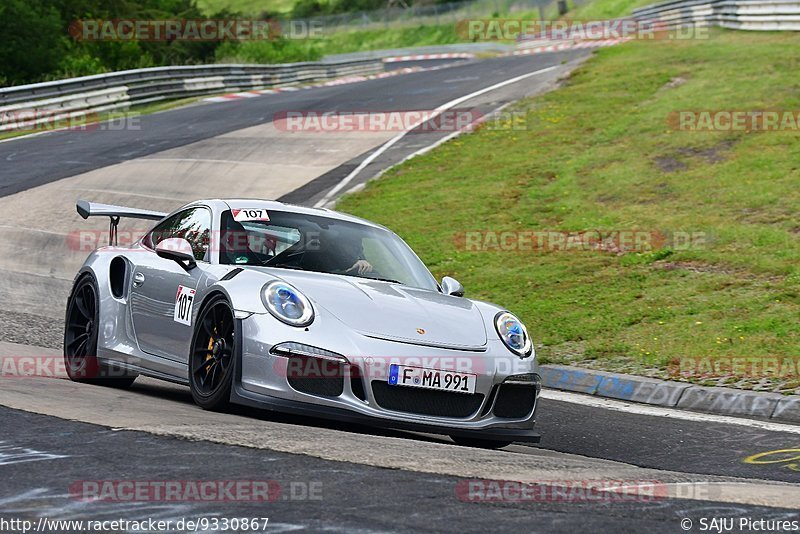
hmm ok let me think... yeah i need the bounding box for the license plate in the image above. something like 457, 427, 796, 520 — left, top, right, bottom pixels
388, 364, 476, 394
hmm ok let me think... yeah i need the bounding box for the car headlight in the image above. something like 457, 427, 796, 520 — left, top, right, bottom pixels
261, 281, 314, 327
494, 311, 532, 358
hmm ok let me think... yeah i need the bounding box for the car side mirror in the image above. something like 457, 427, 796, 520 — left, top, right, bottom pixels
156, 238, 197, 270
441, 276, 464, 297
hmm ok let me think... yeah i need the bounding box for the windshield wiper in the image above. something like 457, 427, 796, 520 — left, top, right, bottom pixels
264, 263, 305, 271
361, 276, 402, 284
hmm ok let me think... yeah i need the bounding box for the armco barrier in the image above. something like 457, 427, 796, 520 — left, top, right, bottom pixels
0, 59, 382, 132
632, 0, 800, 31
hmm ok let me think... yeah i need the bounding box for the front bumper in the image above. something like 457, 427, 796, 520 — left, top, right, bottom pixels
230, 380, 541, 442
230, 315, 542, 443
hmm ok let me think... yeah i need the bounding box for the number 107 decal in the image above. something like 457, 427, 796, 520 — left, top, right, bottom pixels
174, 285, 196, 325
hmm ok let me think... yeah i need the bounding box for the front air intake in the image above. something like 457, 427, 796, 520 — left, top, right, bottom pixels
371, 381, 484, 418
271, 343, 348, 398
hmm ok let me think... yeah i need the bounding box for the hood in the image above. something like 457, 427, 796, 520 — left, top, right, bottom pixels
257, 269, 487, 350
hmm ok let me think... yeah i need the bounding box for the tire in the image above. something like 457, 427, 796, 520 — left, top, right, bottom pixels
63, 274, 136, 387
189, 294, 236, 411
450, 436, 513, 450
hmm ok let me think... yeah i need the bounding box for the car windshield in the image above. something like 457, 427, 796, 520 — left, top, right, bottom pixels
219, 209, 439, 291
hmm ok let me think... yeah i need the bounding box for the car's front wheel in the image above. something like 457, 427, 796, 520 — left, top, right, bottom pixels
450, 436, 513, 450
189, 294, 236, 411
64, 274, 136, 387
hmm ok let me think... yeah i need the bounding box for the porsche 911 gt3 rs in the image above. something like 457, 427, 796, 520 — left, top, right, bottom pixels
65, 199, 541, 448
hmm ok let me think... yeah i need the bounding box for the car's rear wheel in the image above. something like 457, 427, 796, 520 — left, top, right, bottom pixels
64, 274, 136, 387
450, 436, 513, 450
189, 295, 236, 411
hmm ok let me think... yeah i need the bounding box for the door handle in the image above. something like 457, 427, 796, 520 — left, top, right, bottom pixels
133, 272, 145, 287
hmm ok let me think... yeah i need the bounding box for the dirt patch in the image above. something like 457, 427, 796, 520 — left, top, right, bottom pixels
654, 155, 688, 173
653, 139, 737, 173
541, 170, 558, 183
739, 210, 794, 225
677, 139, 737, 164
659, 260, 735, 276
596, 193, 620, 203
662, 76, 689, 90
657, 260, 784, 283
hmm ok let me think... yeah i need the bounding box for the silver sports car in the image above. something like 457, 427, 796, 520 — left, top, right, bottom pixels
65, 199, 541, 448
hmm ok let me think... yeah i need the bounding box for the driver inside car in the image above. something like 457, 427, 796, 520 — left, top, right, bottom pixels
304, 230, 374, 276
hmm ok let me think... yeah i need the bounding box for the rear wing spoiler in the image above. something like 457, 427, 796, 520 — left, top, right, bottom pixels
76, 199, 168, 246
76, 199, 167, 221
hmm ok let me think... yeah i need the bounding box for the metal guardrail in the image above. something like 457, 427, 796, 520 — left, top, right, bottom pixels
0, 59, 382, 132
632, 0, 800, 31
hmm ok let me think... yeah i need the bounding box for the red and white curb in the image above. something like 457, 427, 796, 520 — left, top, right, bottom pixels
511, 38, 630, 56
202, 65, 444, 104
383, 52, 475, 63
203, 87, 299, 102
571, 38, 630, 48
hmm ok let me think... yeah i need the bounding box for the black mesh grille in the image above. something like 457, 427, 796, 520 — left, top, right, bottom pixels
493, 384, 537, 418
371, 381, 484, 418
286, 356, 344, 397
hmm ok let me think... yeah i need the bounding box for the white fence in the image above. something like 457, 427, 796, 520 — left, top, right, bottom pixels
632, 0, 800, 30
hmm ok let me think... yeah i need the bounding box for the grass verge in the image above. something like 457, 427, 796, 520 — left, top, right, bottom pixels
197, 0, 298, 15
569, 0, 657, 19
336, 29, 800, 393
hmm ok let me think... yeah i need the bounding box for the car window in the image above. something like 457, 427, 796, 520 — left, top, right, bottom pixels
218, 209, 439, 291
362, 236, 409, 283
219, 211, 303, 265
144, 207, 212, 262
240, 221, 302, 256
